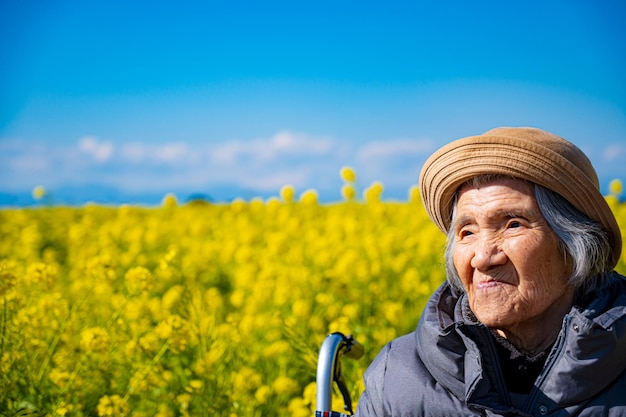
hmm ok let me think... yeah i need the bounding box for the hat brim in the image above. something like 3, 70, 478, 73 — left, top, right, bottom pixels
419, 133, 622, 269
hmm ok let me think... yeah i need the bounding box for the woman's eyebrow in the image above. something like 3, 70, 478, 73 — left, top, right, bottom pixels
453, 215, 474, 228
501, 208, 540, 219
454, 208, 537, 228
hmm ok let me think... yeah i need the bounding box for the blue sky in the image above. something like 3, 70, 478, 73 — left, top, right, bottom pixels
1, 0, 625, 204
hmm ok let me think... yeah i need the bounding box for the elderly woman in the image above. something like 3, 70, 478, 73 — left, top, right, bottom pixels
355, 127, 626, 416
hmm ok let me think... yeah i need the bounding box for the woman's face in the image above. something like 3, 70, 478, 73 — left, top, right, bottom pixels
452, 178, 574, 333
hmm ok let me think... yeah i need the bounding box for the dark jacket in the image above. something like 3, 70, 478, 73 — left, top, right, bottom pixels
355, 272, 626, 416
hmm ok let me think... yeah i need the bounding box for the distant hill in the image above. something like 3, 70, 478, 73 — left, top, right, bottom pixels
0, 183, 277, 207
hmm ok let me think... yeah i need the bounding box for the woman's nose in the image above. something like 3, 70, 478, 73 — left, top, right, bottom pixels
470, 236, 507, 270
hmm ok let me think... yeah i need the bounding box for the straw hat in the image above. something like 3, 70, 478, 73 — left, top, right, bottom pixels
419, 126, 622, 268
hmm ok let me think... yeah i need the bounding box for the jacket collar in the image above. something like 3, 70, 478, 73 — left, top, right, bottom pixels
415, 273, 626, 410
539, 272, 626, 405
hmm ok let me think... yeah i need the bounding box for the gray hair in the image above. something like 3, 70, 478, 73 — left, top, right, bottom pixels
445, 175, 613, 296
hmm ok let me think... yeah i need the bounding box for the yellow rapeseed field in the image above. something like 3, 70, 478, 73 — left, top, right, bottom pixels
1, 174, 625, 417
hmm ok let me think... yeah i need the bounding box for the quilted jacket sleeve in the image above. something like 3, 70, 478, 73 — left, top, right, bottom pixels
354, 342, 391, 417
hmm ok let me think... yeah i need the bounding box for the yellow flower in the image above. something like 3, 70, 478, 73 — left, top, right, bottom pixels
155, 314, 190, 352
128, 370, 150, 393
185, 379, 203, 393
364, 181, 384, 203
250, 197, 265, 209
0, 261, 16, 296
262, 340, 290, 358
287, 398, 311, 417
340, 166, 356, 183
161, 284, 184, 311
230, 197, 246, 211
96, 394, 129, 417
204, 339, 227, 368
341, 184, 356, 201
230, 289, 245, 308
86, 253, 117, 281
80, 327, 110, 353
299, 189, 318, 205
24, 262, 58, 289
154, 404, 175, 417
161, 193, 179, 208
124, 266, 154, 294
204, 287, 224, 311
408, 185, 420, 202
255, 385, 271, 404
32, 185, 47, 200
49, 368, 72, 388
266, 196, 282, 210
177, 393, 192, 408
609, 178, 623, 196
272, 376, 300, 395
53, 401, 73, 416
4, 177, 623, 415
291, 299, 311, 320
328, 315, 351, 334
303, 382, 317, 405
280, 185, 296, 203
231, 367, 262, 394
382, 301, 404, 325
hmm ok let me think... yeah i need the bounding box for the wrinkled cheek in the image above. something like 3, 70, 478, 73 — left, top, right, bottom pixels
469, 290, 514, 325
472, 288, 509, 306
518, 282, 552, 305
453, 252, 473, 288
468, 296, 494, 323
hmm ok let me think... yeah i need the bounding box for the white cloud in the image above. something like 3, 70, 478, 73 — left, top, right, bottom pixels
0, 139, 88, 189
1, 132, 439, 200
352, 138, 435, 188
209, 141, 246, 164
78, 136, 114, 162
209, 130, 335, 165
153, 143, 189, 163
269, 130, 334, 154
603, 143, 626, 162
119, 142, 192, 164
238, 169, 312, 191
357, 138, 435, 162
119, 143, 147, 163
8, 154, 50, 172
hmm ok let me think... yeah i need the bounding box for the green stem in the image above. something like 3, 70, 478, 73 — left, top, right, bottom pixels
35, 287, 93, 386
123, 340, 169, 401
0, 296, 6, 357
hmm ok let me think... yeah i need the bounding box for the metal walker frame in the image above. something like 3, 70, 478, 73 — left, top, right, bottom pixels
314, 332, 364, 417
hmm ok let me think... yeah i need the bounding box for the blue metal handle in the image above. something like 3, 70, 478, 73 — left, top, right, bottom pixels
315, 332, 364, 416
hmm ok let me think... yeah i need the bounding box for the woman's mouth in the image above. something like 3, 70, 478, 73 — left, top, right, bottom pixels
476, 279, 503, 290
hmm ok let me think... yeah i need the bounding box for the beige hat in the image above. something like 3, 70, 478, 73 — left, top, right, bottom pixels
419, 126, 622, 268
